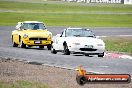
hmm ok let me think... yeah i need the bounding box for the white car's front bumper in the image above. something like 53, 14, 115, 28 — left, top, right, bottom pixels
68, 44, 105, 54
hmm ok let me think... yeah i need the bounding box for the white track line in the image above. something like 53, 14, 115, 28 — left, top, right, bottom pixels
98, 35, 132, 38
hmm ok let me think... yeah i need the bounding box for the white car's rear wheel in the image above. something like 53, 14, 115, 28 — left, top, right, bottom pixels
51, 45, 57, 54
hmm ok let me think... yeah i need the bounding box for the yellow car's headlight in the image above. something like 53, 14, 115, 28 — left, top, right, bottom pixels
23, 34, 28, 39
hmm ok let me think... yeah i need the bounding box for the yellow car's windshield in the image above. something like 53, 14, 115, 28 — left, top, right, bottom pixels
22, 23, 46, 30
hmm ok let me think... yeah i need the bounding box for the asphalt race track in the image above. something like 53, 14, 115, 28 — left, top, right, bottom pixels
0, 26, 132, 75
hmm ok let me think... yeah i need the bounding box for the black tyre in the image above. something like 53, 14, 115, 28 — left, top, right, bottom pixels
76, 76, 87, 85
98, 53, 104, 57
63, 43, 70, 55
13, 42, 18, 47
47, 45, 51, 50
12, 36, 18, 47
20, 39, 26, 48
51, 49, 57, 54
51, 45, 57, 54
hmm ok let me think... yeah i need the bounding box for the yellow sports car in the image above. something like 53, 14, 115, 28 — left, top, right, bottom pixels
11, 21, 52, 50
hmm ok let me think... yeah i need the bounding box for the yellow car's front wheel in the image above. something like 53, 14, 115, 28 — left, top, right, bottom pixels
47, 45, 51, 50
19, 38, 26, 48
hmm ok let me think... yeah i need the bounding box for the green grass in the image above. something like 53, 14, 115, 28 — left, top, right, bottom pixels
0, 1, 132, 26
0, 80, 48, 88
103, 37, 132, 54
0, 12, 132, 27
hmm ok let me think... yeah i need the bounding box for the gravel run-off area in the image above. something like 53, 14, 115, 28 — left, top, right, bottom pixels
0, 57, 132, 88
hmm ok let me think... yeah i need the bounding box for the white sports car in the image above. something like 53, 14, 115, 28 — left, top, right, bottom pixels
51, 28, 105, 57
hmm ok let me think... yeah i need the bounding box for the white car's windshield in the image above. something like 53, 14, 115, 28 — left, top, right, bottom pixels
22, 23, 46, 30
66, 29, 95, 37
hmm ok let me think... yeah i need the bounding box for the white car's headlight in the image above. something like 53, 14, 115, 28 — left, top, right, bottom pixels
97, 44, 103, 46
23, 34, 28, 38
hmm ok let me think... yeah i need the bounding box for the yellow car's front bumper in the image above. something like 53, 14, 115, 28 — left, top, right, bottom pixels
22, 38, 52, 46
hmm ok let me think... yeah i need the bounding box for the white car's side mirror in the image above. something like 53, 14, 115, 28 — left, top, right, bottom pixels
56, 34, 61, 37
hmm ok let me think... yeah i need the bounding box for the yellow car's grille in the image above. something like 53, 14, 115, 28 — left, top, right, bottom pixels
29, 38, 47, 40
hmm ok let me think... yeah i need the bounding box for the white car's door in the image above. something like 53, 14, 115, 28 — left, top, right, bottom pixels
53, 37, 64, 50
53, 29, 68, 50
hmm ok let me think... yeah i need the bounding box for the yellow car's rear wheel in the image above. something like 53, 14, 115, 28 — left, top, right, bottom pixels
12, 35, 18, 47
13, 42, 18, 47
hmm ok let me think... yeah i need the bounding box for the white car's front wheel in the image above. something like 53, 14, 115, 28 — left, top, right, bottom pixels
63, 43, 70, 55
98, 53, 104, 57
